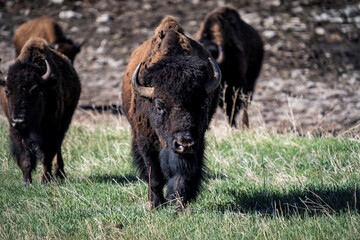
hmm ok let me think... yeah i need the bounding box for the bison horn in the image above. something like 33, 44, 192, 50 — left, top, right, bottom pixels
206, 57, 222, 94
216, 45, 225, 64
132, 62, 154, 99
41, 59, 51, 81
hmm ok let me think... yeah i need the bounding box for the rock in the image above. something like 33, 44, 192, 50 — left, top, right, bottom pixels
263, 30, 277, 39
263, 16, 275, 29
51, 0, 64, 4
96, 26, 110, 33
292, 6, 304, 14
282, 17, 306, 31
59, 10, 82, 19
70, 26, 79, 32
96, 13, 113, 23
315, 27, 325, 35
143, 4, 151, 10
328, 34, 343, 42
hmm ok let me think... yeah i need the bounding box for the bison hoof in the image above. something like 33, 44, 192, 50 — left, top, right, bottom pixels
150, 195, 166, 209
41, 173, 54, 183
54, 169, 66, 179
22, 180, 32, 186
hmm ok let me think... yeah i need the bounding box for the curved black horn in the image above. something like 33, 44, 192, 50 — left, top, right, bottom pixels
206, 57, 222, 94
216, 44, 225, 64
131, 62, 154, 99
41, 59, 51, 81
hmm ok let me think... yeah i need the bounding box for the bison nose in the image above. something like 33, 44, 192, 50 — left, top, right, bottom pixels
173, 133, 195, 154
11, 118, 25, 130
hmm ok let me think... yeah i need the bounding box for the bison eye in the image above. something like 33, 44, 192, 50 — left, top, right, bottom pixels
155, 98, 166, 115
201, 104, 207, 111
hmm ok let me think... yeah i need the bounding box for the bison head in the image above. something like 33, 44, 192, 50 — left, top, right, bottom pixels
200, 39, 224, 65
132, 56, 220, 163
198, 19, 226, 64
1, 59, 53, 134
52, 38, 84, 64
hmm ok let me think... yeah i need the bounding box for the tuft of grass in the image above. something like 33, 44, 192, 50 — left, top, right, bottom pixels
0, 118, 359, 239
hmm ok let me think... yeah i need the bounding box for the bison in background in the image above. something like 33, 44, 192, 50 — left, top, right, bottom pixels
0, 38, 81, 185
122, 16, 221, 210
197, 5, 264, 127
13, 16, 83, 64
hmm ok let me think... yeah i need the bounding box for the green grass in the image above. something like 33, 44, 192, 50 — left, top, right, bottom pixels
0, 118, 359, 239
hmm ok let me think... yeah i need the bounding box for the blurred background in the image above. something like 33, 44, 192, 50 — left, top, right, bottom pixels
0, 0, 359, 135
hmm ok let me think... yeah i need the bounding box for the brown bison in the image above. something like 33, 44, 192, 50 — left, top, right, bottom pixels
122, 16, 221, 209
0, 38, 81, 185
13, 16, 83, 64
197, 6, 264, 127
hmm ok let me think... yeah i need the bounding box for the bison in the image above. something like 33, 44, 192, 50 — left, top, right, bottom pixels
13, 16, 83, 64
122, 16, 221, 210
0, 37, 81, 185
197, 6, 264, 127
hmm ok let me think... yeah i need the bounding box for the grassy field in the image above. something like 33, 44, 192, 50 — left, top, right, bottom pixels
0, 118, 359, 239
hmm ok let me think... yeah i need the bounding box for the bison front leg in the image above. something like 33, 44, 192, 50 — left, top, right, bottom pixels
11, 140, 36, 185
40, 152, 55, 183
19, 152, 36, 185
54, 149, 66, 179
133, 141, 166, 208
166, 175, 186, 209
166, 174, 201, 211
147, 167, 166, 208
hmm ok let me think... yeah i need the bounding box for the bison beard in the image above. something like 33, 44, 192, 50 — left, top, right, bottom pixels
159, 146, 204, 205
128, 56, 220, 210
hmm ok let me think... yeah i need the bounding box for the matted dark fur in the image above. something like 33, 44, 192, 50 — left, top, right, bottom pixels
197, 5, 264, 127
0, 38, 81, 185
13, 16, 83, 64
122, 16, 221, 210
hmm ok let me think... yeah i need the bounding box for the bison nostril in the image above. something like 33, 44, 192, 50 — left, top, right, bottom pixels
11, 118, 25, 129
173, 138, 195, 154
174, 141, 185, 152
11, 118, 25, 123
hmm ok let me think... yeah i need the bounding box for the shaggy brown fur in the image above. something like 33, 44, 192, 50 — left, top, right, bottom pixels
13, 16, 82, 64
197, 6, 264, 127
122, 16, 221, 210
0, 38, 81, 185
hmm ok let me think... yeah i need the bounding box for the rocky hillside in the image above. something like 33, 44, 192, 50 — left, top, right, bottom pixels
0, 0, 359, 134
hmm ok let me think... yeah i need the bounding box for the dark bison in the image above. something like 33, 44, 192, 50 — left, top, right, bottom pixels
122, 16, 221, 209
197, 5, 264, 127
13, 16, 83, 64
0, 38, 81, 185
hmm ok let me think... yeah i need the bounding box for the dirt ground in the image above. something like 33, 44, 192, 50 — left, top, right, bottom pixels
0, 0, 359, 135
